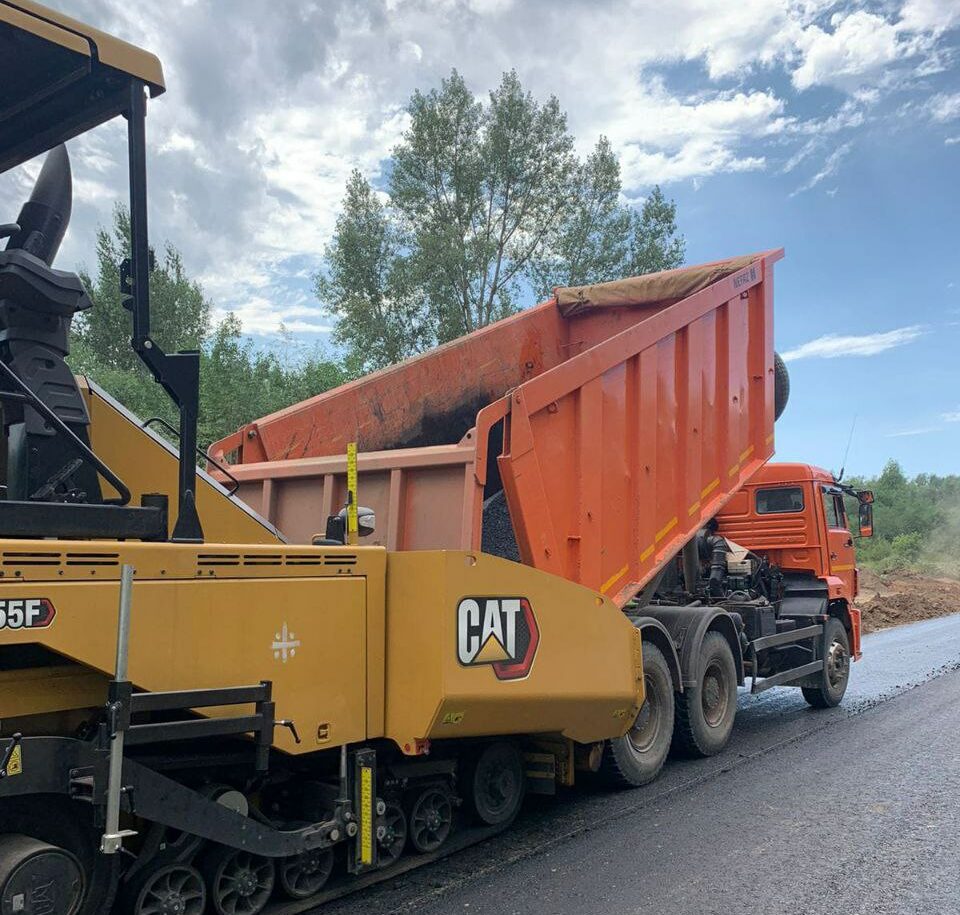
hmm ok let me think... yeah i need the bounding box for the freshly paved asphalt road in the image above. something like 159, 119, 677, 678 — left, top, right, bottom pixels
325, 614, 960, 915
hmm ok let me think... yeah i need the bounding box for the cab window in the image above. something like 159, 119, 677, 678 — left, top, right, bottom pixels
822, 492, 840, 528
756, 486, 804, 514
822, 490, 846, 529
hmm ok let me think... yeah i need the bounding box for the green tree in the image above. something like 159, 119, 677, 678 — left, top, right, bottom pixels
316, 70, 684, 370
70, 207, 345, 451
392, 70, 575, 339
845, 459, 960, 576
628, 186, 686, 277
529, 138, 684, 293
75, 205, 210, 371
315, 171, 431, 373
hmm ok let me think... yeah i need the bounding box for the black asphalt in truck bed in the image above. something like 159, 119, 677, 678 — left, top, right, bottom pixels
322, 614, 960, 915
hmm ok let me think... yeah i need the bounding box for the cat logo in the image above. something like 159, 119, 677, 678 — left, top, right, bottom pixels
456, 597, 539, 681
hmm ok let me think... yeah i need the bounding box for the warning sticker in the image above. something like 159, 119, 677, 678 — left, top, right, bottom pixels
6, 743, 22, 777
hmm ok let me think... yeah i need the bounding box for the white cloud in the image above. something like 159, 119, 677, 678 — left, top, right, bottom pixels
926, 92, 960, 122
946, 136, 960, 145
886, 426, 944, 437
943, 409, 960, 423
899, 0, 960, 34
781, 325, 925, 361
790, 142, 852, 195
792, 11, 903, 91
1, 0, 957, 332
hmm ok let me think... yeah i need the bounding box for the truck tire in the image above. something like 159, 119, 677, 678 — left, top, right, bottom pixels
774, 352, 790, 420
600, 642, 674, 787
802, 617, 850, 708
672, 632, 737, 757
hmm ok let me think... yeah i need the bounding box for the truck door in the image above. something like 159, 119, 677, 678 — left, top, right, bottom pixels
821, 487, 856, 598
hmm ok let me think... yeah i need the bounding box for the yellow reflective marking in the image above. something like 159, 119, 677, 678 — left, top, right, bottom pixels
728, 462, 740, 477
655, 516, 678, 543
6, 744, 22, 777
640, 543, 655, 562
688, 500, 701, 516
346, 441, 359, 546
360, 765, 373, 865
832, 563, 855, 572
740, 444, 755, 462
601, 564, 629, 594
765, 433, 775, 444
700, 477, 720, 499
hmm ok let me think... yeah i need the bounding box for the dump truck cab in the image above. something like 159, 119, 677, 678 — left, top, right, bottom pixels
716, 462, 874, 660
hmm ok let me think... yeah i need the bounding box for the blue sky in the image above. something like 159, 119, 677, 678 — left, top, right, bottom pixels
672, 74, 960, 477
1, 0, 958, 477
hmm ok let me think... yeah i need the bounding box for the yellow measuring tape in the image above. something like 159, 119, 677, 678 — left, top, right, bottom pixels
346, 441, 359, 546
359, 764, 373, 865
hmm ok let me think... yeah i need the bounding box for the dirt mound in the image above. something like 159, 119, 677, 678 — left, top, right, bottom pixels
859, 569, 960, 633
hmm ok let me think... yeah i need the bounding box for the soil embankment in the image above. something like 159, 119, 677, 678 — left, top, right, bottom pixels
859, 569, 960, 633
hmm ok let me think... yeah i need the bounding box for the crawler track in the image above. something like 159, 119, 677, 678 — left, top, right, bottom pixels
216, 819, 509, 915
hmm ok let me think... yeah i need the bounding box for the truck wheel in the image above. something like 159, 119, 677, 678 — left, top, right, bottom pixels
600, 642, 674, 787
802, 617, 850, 708
0, 795, 118, 915
673, 631, 738, 757
463, 741, 525, 826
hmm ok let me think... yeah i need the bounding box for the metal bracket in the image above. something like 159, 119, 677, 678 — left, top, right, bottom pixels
101, 564, 138, 854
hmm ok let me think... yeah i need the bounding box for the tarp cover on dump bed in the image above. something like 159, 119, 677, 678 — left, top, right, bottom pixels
209, 252, 774, 467
554, 254, 757, 316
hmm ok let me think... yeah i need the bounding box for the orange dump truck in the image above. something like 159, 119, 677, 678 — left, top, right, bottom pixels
0, 6, 878, 913
212, 252, 874, 779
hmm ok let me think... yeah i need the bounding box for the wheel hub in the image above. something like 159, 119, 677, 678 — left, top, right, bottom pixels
209, 850, 273, 914
133, 863, 206, 915
237, 870, 257, 897
701, 661, 729, 728
278, 846, 332, 900
159, 895, 186, 915
826, 639, 849, 687
0, 835, 84, 915
629, 672, 663, 753
410, 789, 452, 853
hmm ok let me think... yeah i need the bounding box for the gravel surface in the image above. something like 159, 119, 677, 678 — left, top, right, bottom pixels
481, 490, 520, 563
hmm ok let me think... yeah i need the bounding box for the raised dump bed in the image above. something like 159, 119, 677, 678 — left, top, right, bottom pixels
211, 251, 783, 605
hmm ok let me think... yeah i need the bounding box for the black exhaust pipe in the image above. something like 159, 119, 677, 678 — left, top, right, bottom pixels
5, 144, 72, 265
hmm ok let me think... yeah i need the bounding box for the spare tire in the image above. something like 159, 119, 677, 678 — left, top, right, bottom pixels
774, 352, 790, 421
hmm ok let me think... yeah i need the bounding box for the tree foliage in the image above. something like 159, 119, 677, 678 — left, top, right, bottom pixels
529, 140, 683, 293
314, 172, 431, 370
70, 207, 345, 451
316, 70, 684, 372
846, 460, 960, 576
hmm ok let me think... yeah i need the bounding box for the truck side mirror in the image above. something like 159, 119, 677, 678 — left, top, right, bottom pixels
858, 501, 873, 538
